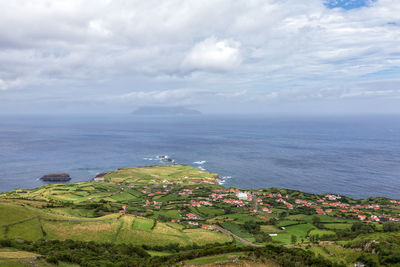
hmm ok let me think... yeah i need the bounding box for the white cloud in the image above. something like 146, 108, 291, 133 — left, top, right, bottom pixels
181, 37, 242, 72
0, 78, 26, 91
0, 0, 399, 113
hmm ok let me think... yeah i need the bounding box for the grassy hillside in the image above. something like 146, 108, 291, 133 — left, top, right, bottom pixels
1, 164, 400, 266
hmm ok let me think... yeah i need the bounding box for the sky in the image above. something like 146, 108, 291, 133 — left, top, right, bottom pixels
0, 0, 399, 115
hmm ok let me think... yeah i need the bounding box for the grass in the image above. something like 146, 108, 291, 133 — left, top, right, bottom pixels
271, 233, 292, 244
184, 252, 244, 265
132, 217, 154, 231
146, 251, 173, 257
42, 219, 120, 243
260, 225, 283, 234
285, 214, 307, 220
49, 207, 96, 218
0, 250, 40, 258
0, 203, 36, 225
276, 220, 299, 227
7, 218, 43, 241
155, 209, 181, 220
324, 223, 352, 230
195, 206, 225, 217
224, 213, 263, 223
309, 229, 336, 237
183, 229, 232, 246
110, 191, 138, 202
308, 244, 375, 265
220, 222, 253, 240
117, 218, 187, 246
285, 223, 315, 238
0, 258, 75, 267
104, 165, 219, 185
303, 215, 343, 223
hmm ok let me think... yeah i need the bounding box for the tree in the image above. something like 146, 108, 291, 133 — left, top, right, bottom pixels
312, 216, 321, 226
243, 221, 260, 234
383, 222, 400, 232
224, 207, 232, 214
291, 234, 297, 244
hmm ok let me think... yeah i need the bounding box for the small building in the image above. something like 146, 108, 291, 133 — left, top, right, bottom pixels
201, 225, 215, 230
187, 213, 199, 220
237, 192, 248, 200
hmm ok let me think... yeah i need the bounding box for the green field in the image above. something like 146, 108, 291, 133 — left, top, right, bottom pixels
324, 223, 352, 230
0, 203, 37, 225
42, 219, 120, 243
103, 165, 219, 185
309, 229, 336, 237
7, 218, 43, 241
132, 217, 154, 230
220, 222, 253, 241
285, 223, 315, 238
271, 233, 292, 244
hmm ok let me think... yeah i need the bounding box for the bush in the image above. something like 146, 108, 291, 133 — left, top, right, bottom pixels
383, 222, 400, 232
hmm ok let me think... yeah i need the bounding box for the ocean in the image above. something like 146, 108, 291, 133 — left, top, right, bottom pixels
0, 114, 399, 199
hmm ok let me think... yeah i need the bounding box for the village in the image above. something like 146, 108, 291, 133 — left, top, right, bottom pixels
2, 164, 400, 267
110, 176, 400, 233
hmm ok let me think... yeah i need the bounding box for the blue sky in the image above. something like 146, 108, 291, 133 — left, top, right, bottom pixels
325, 0, 376, 9
0, 0, 399, 114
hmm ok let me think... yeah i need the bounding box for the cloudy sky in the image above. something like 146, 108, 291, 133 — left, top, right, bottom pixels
0, 0, 399, 114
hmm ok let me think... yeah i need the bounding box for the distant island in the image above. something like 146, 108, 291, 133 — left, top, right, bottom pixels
132, 106, 202, 116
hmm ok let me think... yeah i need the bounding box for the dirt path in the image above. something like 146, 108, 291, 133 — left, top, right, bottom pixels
215, 226, 263, 247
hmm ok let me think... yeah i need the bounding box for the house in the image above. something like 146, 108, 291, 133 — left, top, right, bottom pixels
316, 208, 325, 214
201, 225, 215, 230
237, 192, 248, 200
262, 208, 272, 213
201, 201, 213, 206
358, 215, 367, 221
187, 213, 199, 220
295, 199, 307, 204
188, 221, 199, 226
370, 215, 380, 222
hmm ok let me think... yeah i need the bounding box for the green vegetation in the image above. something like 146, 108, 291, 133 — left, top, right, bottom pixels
1, 164, 400, 266
132, 217, 154, 231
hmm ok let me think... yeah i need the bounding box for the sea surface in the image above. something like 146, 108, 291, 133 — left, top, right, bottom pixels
0, 114, 399, 199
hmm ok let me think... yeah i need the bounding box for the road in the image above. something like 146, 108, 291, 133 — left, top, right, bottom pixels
215, 225, 263, 247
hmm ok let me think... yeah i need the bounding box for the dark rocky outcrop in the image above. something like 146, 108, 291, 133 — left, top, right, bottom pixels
40, 173, 71, 181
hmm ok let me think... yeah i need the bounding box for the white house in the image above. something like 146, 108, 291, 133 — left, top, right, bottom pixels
237, 192, 248, 200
